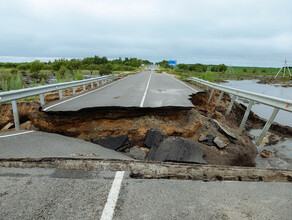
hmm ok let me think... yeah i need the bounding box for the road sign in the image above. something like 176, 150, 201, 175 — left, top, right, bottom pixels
169, 60, 177, 66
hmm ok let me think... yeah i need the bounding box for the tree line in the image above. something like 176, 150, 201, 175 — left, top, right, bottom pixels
155, 60, 227, 72
0, 56, 153, 76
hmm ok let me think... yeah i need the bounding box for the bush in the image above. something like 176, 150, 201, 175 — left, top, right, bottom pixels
188, 63, 207, 72
74, 71, 84, 80
11, 68, 18, 74
87, 64, 99, 74
252, 67, 257, 73
218, 64, 227, 72
59, 66, 67, 77
261, 69, 266, 73
30, 60, 44, 75
0, 73, 23, 91
17, 63, 30, 71
99, 64, 112, 75
211, 66, 219, 72
243, 68, 247, 72
55, 72, 61, 83
177, 64, 189, 70
64, 72, 71, 82
1, 80, 8, 91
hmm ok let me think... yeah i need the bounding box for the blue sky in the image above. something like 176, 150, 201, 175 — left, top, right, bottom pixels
0, 0, 291, 67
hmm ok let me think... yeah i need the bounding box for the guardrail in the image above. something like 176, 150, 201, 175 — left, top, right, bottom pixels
187, 77, 292, 146
0, 75, 115, 131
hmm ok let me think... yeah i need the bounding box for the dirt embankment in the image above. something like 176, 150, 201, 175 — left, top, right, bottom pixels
191, 90, 292, 139
257, 76, 292, 87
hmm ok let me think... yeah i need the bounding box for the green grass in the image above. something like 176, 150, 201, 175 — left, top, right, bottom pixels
160, 65, 291, 83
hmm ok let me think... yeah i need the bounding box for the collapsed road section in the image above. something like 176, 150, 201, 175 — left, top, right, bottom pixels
1, 71, 292, 170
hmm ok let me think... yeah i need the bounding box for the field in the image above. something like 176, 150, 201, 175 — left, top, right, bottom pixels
161, 65, 291, 83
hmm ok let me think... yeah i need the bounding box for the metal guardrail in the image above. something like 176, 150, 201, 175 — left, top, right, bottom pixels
0, 75, 115, 131
187, 77, 292, 146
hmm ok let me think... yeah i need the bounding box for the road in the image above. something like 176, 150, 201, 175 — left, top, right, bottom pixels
0, 130, 131, 160
42, 71, 198, 112
0, 168, 291, 219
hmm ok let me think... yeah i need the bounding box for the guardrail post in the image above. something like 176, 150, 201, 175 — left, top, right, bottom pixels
73, 87, 76, 95
255, 108, 279, 146
215, 91, 224, 107
91, 82, 93, 89
208, 89, 214, 104
39, 93, 45, 106
225, 95, 237, 116
83, 84, 86, 91
11, 100, 20, 131
58, 90, 63, 100
239, 100, 254, 131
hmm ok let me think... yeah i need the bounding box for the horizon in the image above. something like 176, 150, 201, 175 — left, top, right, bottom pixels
0, 55, 289, 68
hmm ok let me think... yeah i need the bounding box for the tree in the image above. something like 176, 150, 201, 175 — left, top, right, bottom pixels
17, 63, 30, 71
188, 63, 207, 72
156, 60, 169, 68
218, 64, 227, 72
67, 59, 82, 74
178, 64, 189, 70
211, 66, 219, 72
99, 64, 112, 75
30, 60, 44, 75
59, 66, 67, 77
52, 59, 66, 71
87, 64, 99, 74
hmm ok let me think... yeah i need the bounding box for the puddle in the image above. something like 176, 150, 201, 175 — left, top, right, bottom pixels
250, 129, 292, 170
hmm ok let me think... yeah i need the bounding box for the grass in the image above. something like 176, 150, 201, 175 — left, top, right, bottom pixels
0, 73, 24, 91
161, 65, 291, 83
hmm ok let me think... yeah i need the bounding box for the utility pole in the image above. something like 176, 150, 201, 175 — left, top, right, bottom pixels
275, 59, 291, 78
225, 64, 235, 74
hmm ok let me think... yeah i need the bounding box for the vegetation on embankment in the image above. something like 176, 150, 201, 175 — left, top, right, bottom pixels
0, 56, 152, 91
156, 60, 291, 83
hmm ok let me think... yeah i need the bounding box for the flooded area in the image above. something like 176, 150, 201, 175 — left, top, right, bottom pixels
222, 80, 292, 127
222, 80, 292, 169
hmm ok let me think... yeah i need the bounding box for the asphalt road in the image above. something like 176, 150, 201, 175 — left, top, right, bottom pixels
0, 130, 131, 160
0, 168, 291, 220
42, 71, 198, 112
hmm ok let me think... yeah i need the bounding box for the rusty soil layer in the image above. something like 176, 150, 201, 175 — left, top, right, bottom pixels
0, 157, 291, 183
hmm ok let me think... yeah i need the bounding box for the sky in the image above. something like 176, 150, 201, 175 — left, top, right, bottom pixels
0, 0, 291, 67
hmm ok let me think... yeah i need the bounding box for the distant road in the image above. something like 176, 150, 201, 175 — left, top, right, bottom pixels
42, 71, 198, 112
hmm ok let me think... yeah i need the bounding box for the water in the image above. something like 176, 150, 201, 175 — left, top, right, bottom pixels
250, 129, 292, 170
221, 80, 292, 127
222, 80, 292, 169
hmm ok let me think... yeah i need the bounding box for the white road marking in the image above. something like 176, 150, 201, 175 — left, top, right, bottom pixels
0, 130, 34, 138
43, 77, 128, 111
166, 74, 198, 93
140, 72, 154, 107
100, 171, 125, 220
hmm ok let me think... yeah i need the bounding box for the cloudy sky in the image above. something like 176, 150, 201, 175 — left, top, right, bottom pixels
0, 0, 291, 66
